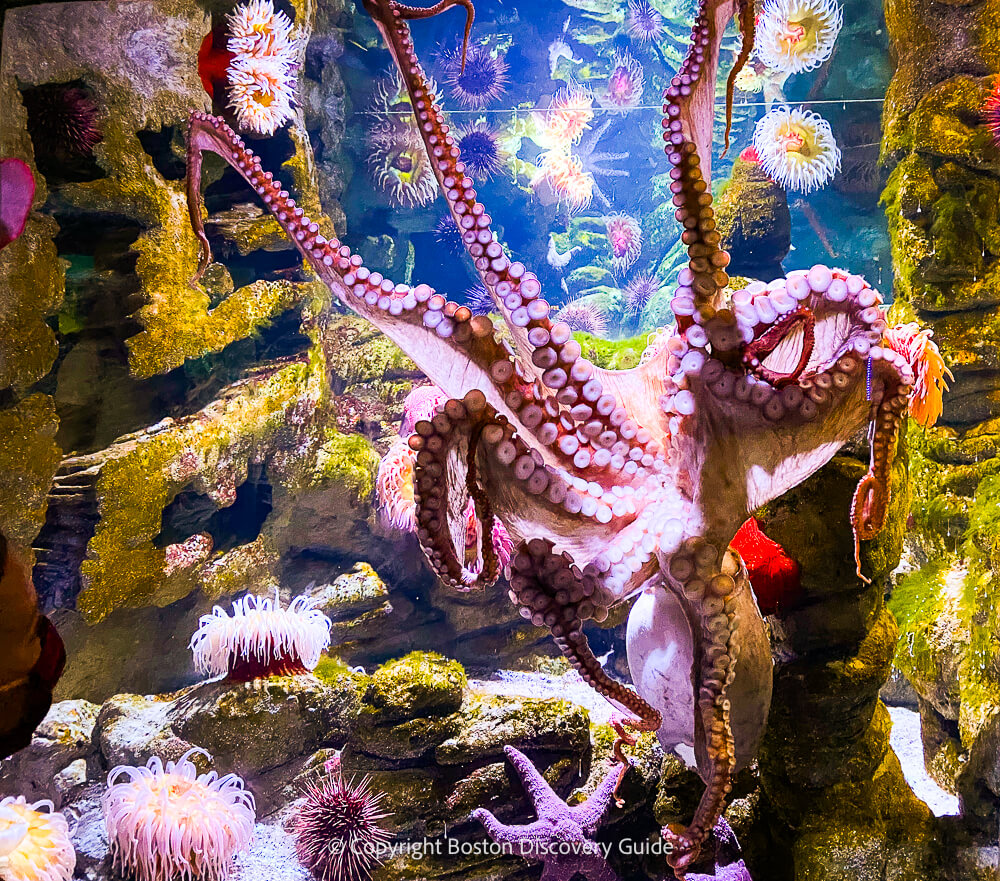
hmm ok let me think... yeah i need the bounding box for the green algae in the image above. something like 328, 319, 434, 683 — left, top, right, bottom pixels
574, 332, 646, 369
363, 652, 467, 724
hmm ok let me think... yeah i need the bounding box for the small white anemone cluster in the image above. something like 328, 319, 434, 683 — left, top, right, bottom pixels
0, 797, 74, 881
190, 589, 332, 678
752, 105, 841, 193
103, 748, 255, 881
226, 0, 300, 135
755, 0, 843, 74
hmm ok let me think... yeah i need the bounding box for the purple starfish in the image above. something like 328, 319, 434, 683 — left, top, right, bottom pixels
686, 818, 753, 881
471, 746, 620, 881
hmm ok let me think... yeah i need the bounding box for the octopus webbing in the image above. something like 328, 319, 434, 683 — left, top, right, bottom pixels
181, 0, 943, 873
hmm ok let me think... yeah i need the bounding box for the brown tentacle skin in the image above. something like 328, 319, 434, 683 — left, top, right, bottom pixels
660, 540, 743, 877
507, 539, 662, 772
723, 0, 756, 154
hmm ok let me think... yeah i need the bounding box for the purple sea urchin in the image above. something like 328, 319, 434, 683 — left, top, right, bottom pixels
433, 215, 465, 255
463, 283, 495, 316
439, 43, 508, 110
456, 121, 505, 180
624, 274, 661, 316
626, 0, 664, 43
21, 83, 101, 159
293, 773, 392, 881
553, 299, 607, 336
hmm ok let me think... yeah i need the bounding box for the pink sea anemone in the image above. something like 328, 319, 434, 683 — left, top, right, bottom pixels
535, 150, 595, 213
0, 797, 74, 881
553, 299, 608, 337
0, 159, 34, 252
225, 0, 299, 135
606, 213, 643, 275
599, 49, 644, 114
756, 0, 843, 74
189, 589, 332, 680
103, 748, 255, 881
375, 438, 418, 532
539, 83, 594, 148
983, 79, 1000, 148
626, 0, 664, 43
293, 772, 391, 881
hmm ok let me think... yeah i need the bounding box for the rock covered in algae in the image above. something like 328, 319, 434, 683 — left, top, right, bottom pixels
715, 155, 791, 282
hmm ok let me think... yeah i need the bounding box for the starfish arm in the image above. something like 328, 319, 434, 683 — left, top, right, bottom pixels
568, 764, 621, 833
503, 747, 567, 818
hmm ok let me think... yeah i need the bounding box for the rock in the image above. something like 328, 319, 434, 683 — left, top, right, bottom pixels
363, 652, 466, 726
232, 823, 313, 881
0, 699, 100, 807
94, 669, 367, 813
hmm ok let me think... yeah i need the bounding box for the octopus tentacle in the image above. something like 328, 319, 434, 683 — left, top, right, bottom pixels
363, 0, 665, 470
723, 0, 756, 154
660, 539, 743, 877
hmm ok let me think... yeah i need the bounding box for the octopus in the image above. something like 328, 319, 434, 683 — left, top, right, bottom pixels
181, 0, 946, 874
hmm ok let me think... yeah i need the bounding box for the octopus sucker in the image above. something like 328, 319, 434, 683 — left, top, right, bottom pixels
181, 1, 949, 875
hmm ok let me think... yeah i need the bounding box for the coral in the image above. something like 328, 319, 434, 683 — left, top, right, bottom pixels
599, 49, 644, 114
623, 274, 660, 317
552, 298, 608, 336
0, 159, 33, 252
433, 215, 465, 256
625, 0, 664, 43
293, 772, 392, 881
0, 797, 74, 881
103, 748, 255, 881
225, 0, 300, 136
605, 213, 643, 276
753, 105, 841, 193
471, 746, 620, 881
368, 125, 438, 207
456, 120, 506, 181
756, 0, 843, 75
984, 78, 1000, 148
189, 589, 333, 681
20, 83, 101, 159
439, 43, 509, 110
463, 283, 495, 317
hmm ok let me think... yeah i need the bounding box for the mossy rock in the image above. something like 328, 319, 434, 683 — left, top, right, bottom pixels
435, 692, 589, 765
352, 714, 462, 761
363, 652, 467, 725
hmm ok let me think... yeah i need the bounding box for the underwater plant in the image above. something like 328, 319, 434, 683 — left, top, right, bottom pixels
0, 797, 74, 881
606, 213, 643, 276
455, 120, 506, 180
752, 105, 841, 193
20, 83, 102, 159
599, 49, 644, 114
293, 772, 391, 881
0, 159, 34, 252
755, 0, 843, 74
623, 273, 660, 317
225, 0, 299, 135
552, 298, 608, 336
182, 0, 950, 869
103, 748, 255, 881
189, 589, 332, 680
439, 42, 508, 110
625, 0, 664, 44
472, 746, 619, 881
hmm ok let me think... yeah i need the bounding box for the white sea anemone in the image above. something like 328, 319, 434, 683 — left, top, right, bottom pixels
190, 589, 332, 680
0, 798, 74, 881
752, 105, 841, 193
756, 0, 843, 74
103, 748, 255, 881
225, 0, 299, 135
